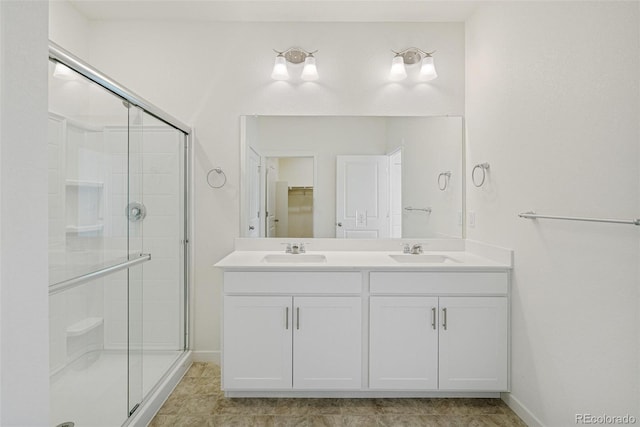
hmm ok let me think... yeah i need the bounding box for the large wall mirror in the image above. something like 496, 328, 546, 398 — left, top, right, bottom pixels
240, 115, 463, 239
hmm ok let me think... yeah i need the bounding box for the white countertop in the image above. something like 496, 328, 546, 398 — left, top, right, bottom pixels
214, 250, 511, 271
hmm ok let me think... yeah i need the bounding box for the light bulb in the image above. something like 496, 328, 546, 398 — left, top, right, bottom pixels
301, 55, 319, 81
419, 56, 438, 81
271, 55, 289, 80
389, 55, 407, 81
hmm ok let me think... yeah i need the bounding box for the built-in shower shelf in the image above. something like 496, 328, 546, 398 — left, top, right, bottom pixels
66, 317, 103, 337
65, 224, 104, 233
65, 179, 104, 188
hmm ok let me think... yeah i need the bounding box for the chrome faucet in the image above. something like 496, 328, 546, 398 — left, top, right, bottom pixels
410, 244, 424, 254
286, 243, 306, 254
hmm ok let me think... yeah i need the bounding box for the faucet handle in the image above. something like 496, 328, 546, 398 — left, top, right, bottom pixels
402, 243, 411, 254
280, 243, 292, 253
411, 243, 425, 254
299, 243, 306, 253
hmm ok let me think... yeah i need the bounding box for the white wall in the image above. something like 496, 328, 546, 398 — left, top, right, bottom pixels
68, 21, 463, 361
466, 2, 639, 426
386, 116, 463, 238
278, 157, 313, 187
49, 0, 90, 59
0, 1, 50, 425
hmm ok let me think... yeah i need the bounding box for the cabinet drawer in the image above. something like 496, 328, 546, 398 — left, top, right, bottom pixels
370, 272, 508, 295
225, 271, 362, 294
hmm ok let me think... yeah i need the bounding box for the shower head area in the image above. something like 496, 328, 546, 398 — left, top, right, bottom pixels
48, 43, 191, 427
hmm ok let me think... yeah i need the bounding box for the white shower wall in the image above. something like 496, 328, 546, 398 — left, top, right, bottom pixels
48, 121, 183, 374
102, 126, 183, 351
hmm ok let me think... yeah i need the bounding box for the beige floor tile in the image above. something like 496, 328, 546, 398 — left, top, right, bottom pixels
312, 415, 383, 426
150, 363, 527, 427
209, 415, 275, 426
274, 398, 343, 416
214, 397, 281, 415
337, 398, 380, 416
177, 394, 219, 416
150, 414, 215, 427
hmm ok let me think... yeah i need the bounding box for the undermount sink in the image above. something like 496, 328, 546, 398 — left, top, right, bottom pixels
262, 254, 328, 263
389, 254, 461, 264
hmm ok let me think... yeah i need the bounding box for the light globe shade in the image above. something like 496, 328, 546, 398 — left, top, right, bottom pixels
389, 55, 407, 81
53, 62, 77, 80
271, 55, 289, 80
301, 55, 319, 81
419, 56, 438, 81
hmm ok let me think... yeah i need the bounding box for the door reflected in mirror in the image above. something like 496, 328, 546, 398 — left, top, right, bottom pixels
241, 116, 463, 239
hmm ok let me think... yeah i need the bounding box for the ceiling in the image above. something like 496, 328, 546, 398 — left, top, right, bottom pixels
67, 0, 480, 22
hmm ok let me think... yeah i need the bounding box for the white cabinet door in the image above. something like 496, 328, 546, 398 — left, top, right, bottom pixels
223, 296, 293, 389
369, 297, 438, 390
293, 296, 362, 389
438, 297, 508, 391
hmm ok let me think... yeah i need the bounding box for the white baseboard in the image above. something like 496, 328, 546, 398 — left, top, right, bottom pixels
192, 350, 220, 364
501, 393, 544, 427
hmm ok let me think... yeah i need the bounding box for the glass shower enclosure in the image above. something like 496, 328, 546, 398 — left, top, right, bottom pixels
48, 42, 190, 427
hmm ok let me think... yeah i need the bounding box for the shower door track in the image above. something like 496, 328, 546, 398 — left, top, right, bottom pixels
49, 254, 152, 296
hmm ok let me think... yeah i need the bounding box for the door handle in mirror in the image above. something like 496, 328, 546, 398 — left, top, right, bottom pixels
336, 222, 342, 227
249, 226, 255, 230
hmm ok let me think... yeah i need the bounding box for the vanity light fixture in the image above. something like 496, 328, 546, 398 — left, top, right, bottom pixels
271, 47, 319, 81
389, 48, 437, 82
53, 61, 77, 80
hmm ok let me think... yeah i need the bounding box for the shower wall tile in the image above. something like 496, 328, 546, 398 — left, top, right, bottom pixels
143, 153, 177, 174
143, 215, 179, 238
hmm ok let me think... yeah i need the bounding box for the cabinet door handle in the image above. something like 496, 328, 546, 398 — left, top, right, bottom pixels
296, 307, 300, 330
431, 307, 436, 330
285, 307, 289, 330
442, 307, 447, 330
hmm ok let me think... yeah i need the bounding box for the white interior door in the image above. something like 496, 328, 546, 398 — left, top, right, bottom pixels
275, 181, 289, 237
246, 147, 261, 237
336, 155, 390, 238
389, 150, 402, 238
265, 159, 278, 237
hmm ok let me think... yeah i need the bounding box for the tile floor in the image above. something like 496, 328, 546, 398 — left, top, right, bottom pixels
149, 363, 527, 426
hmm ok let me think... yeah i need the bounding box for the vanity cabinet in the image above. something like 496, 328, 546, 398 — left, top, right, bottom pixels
222, 272, 362, 391
369, 272, 509, 392
220, 267, 510, 396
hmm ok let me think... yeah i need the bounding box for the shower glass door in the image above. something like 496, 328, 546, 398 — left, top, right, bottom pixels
48, 58, 188, 427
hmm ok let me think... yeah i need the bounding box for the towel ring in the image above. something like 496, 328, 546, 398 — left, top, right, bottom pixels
207, 167, 227, 189
438, 171, 451, 191
472, 163, 490, 187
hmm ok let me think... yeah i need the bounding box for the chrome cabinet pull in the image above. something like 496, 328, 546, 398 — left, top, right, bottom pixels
442, 308, 447, 330
285, 307, 289, 330
431, 307, 436, 330
296, 307, 300, 330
